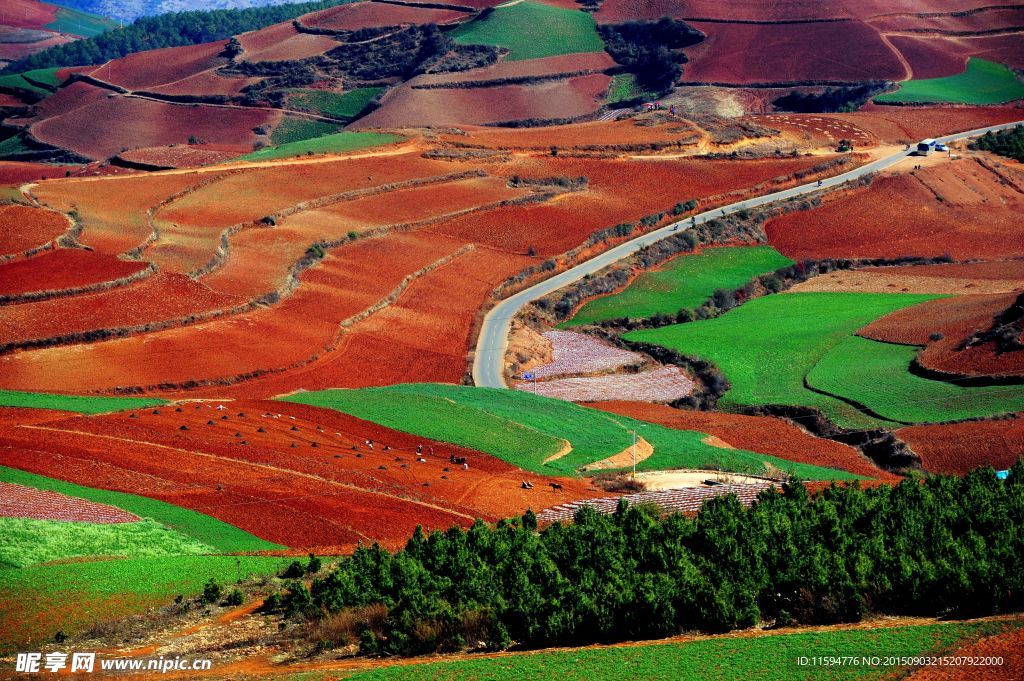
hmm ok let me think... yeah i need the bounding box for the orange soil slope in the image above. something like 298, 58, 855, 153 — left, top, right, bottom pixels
765, 157, 1024, 261
899, 418, 1024, 476
84, 41, 230, 91
592, 401, 900, 482
236, 21, 337, 63
0, 249, 148, 297
0, 204, 67, 257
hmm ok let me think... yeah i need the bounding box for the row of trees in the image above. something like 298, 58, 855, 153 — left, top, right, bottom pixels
598, 18, 704, 92
971, 125, 1024, 162
773, 82, 888, 113
3, 0, 352, 74
265, 462, 1024, 655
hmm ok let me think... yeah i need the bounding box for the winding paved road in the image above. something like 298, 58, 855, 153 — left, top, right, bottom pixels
472, 120, 1024, 388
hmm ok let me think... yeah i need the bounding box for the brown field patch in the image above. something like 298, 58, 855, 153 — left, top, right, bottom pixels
84, 41, 229, 91
837, 105, 1024, 144
117, 145, 238, 169
439, 117, 701, 150
0, 204, 67, 258
416, 51, 615, 87
301, 1, 470, 30
591, 401, 900, 481
887, 33, 1024, 80
899, 417, 1024, 476
31, 95, 275, 160
516, 366, 694, 403
235, 21, 338, 63
683, 20, 904, 83
765, 157, 1024, 261
352, 73, 611, 129
0, 482, 139, 523
1, 0, 58, 29
145, 71, 254, 98
789, 264, 1024, 296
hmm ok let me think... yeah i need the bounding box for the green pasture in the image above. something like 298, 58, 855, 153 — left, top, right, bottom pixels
269, 117, 341, 145
0, 389, 166, 414
241, 130, 403, 161
625, 292, 941, 430
0, 467, 281, 553
287, 87, 383, 120
875, 58, 1024, 105
451, 1, 604, 61
281, 384, 861, 480
563, 246, 794, 327
0, 517, 213, 568
808, 335, 1024, 424
337, 619, 1020, 681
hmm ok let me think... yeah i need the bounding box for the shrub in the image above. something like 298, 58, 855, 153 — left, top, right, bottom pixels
281, 560, 305, 579
201, 579, 222, 605
225, 588, 244, 607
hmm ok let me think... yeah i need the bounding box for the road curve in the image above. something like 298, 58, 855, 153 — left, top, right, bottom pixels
472, 119, 1024, 389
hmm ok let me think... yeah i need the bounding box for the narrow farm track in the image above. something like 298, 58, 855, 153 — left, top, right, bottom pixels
879, 32, 915, 80
18, 424, 478, 524
472, 119, 1024, 389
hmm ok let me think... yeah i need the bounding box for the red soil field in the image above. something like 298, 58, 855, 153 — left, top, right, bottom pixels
870, 7, 1024, 34
0, 32, 73, 62
0, 482, 139, 523
0, 272, 243, 348
0, 93, 26, 107
0, 399, 599, 547
0, 162, 81, 184
352, 73, 611, 129
416, 51, 615, 87
0, 204, 67, 257
85, 41, 229, 91
427, 154, 831, 255
439, 117, 700, 150
32, 95, 276, 160
839, 105, 1024, 143
146, 71, 254, 98
765, 158, 1024, 261
204, 176, 522, 297
682, 20, 905, 83
236, 21, 337, 63
888, 33, 1024, 79
301, 1, 470, 30
0, 248, 147, 297
599, 0, 1024, 22
592, 401, 900, 482
755, 113, 873, 148
29, 80, 108, 121
907, 621, 1024, 680
0, 0, 58, 29
898, 417, 1024, 476
32, 170, 225, 255
117, 145, 238, 169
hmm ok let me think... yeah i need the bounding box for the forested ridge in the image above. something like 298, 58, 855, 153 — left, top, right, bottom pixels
3, 0, 353, 74
263, 461, 1024, 656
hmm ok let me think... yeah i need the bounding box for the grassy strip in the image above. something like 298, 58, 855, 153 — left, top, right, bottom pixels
808, 335, 1024, 424
0, 555, 291, 654
338, 619, 1020, 681
270, 118, 341, 145
563, 246, 794, 327
0, 467, 282, 553
0, 517, 214, 568
0, 389, 166, 414
625, 293, 942, 430
282, 385, 861, 480
287, 87, 383, 119
451, 1, 604, 61
0, 73, 50, 96
876, 58, 1024, 105
240, 131, 404, 162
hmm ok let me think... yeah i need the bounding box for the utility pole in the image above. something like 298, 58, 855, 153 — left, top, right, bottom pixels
632, 429, 637, 479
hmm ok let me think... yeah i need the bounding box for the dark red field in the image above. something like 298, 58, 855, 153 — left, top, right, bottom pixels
0, 204, 67, 258
84, 41, 230, 91
0, 249, 148, 297
235, 21, 337, 63
301, 1, 470, 30
888, 33, 1024, 79
899, 418, 1024, 476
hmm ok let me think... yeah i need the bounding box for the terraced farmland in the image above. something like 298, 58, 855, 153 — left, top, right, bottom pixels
283, 384, 862, 480
625, 292, 942, 429
563, 246, 795, 327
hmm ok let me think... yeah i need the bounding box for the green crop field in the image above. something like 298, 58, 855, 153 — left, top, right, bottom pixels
269, 117, 341, 145
451, 1, 604, 61
875, 58, 1024, 105
808, 335, 1024, 424
0, 73, 51, 97
0, 467, 281, 553
0, 134, 33, 158
282, 384, 860, 480
625, 292, 942, 430
287, 87, 383, 120
240, 130, 404, 161
0, 555, 291, 653
338, 619, 1020, 681
46, 7, 115, 38
0, 517, 213, 568
605, 73, 649, 104
0, 389, 166, 414
563, 246, 795, 327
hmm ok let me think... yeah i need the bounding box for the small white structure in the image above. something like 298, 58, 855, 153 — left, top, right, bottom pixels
916, 138, 937, 155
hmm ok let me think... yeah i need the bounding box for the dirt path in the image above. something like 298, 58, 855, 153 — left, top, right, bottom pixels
582, 436, 653, 471
879, 32, 914, 81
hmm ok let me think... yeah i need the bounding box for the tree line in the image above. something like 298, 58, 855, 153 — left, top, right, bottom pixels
598, 18, 704, 92
263, 461, 1024, 656
971, 125, 1024, 162
3, 0, 354, 74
